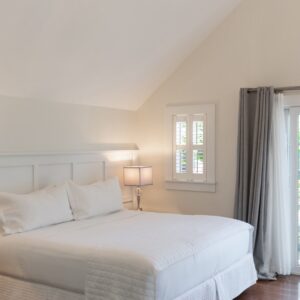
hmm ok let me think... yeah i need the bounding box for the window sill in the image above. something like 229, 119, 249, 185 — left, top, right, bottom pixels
165, 180, 216, 192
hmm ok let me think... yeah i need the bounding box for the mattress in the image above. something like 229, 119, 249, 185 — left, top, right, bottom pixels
0, 210, 253, 299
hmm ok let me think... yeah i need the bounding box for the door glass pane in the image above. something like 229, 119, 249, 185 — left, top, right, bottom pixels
176, 149, 187, 174
193, 150, 204, 174
176, 121, 187, 145
193, 121, 204, 145
298, 114, 300, 264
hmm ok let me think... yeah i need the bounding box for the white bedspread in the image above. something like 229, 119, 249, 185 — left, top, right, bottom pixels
0, 210, 254, 299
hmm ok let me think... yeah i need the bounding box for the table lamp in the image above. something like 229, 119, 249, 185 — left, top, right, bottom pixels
123, 166, 153, 210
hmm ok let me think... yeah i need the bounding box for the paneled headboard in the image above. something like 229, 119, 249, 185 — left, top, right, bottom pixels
0, 150, 137, 208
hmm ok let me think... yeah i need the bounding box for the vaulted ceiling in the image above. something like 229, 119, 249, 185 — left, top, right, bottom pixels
0, 0, 241, 110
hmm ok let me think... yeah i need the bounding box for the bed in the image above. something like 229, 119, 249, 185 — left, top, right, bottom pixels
0, 151, 257, 300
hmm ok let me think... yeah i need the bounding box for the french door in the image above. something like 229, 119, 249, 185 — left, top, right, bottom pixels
290, 107, 300, 273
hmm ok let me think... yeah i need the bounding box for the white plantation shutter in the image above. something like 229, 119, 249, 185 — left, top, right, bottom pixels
173, 115, 188, 180
165, 104, 215, 192
191, 114, 206, 181
173, 114, 207, 182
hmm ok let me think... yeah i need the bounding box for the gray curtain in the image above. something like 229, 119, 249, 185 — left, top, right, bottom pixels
234, 87, 274, 279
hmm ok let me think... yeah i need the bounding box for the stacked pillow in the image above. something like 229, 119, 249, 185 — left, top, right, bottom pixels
0, 185, 73, 235
67, 177, 123, 220
0, 177, 123, 235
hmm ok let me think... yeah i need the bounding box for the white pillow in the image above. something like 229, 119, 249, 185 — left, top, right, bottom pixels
67, 177, 123, 220
0, 185, 73, 235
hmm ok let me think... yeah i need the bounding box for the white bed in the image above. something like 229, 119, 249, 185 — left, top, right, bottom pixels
0, 210, 256, 300
0, 151, 257, 300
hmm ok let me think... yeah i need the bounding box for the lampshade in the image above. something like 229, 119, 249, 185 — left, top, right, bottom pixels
123, 166, 153, 186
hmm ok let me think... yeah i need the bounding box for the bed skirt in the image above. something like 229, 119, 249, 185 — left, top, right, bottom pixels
0, 254, 256, 300
175, 254, 257, 300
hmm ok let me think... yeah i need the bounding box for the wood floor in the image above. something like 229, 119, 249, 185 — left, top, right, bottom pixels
235, 276, 300, 300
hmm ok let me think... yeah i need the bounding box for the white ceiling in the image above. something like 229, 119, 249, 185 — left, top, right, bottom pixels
0, 0, 241, 110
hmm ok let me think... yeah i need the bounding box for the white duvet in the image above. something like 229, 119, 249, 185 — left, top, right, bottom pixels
0, 210, 253, 300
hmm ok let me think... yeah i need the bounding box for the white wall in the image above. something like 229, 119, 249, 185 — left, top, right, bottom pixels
137, 0, 300, 217
2, 0, 300, 218
0, 95, 136, 152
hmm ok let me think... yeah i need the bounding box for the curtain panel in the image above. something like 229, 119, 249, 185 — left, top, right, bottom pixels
268, 94, 291, 275
234, 87, 274, 279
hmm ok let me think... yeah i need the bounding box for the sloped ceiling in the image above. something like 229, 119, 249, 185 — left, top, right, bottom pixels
0, 0, 241, 110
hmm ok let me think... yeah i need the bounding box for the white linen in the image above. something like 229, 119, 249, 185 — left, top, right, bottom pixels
67, 177, 123, 220
268, 93, 292, 275
0, 274, 84, 300
176, 254, 256, 300
0, 185, 73, 235
0, 210, 254, 299
0, 254, 256, 300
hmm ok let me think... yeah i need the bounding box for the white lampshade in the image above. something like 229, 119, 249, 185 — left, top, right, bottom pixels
123, 166, 153, 186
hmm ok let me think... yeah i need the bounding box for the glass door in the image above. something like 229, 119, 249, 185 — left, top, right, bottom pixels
290, 107, 300, 273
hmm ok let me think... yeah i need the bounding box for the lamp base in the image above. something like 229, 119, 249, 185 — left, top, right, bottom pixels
136, 187, 142, 211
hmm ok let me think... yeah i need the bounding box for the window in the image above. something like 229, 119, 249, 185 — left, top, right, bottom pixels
165, 104, 215, 192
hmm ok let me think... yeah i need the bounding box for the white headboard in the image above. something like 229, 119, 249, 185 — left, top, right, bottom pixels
0, 150, 136, 207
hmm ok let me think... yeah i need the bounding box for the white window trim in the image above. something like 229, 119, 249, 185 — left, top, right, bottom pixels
165, 104, 216, 192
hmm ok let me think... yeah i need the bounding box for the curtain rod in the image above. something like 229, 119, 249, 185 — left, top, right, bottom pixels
247, 86, 300, 94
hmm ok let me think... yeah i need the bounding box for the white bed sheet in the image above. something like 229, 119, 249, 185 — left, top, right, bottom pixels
0, 210, 253, 299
